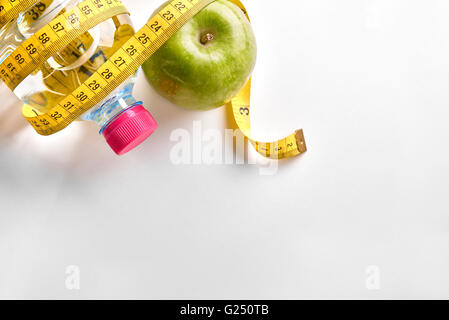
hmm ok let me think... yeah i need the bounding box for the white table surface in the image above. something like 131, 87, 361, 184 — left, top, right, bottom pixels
0, 0, 448, 299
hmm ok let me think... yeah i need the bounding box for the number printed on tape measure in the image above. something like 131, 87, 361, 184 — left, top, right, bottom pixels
97, 64, 119, 82
36, 26, 57, 47
50, 15, 68, 34
111, 49, 131, 70
87, 74, 105, 93
73, 84, 94, 103
124, 38, 145, 57
0, 0, 40, 26
0, 0, 129, 90
139, 25, 159, 43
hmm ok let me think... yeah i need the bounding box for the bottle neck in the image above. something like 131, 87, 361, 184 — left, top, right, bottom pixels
79, 81, 139, 132
98, 96, 140, 133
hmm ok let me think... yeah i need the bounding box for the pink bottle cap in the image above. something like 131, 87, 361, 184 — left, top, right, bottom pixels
102, 104, 158, 155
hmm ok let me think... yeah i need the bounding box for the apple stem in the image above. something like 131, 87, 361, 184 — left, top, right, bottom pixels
200, 33, 214, 45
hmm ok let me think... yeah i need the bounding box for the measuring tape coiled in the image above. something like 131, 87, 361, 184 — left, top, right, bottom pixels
0, 0, 307, 159
0, 0, 129, 91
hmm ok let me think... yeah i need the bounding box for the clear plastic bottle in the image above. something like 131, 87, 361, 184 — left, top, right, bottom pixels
0, 0, 157, 155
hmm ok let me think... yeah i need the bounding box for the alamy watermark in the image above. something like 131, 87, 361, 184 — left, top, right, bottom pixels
65, 265, 80, 290
169, 120, 279, 175
365, 265, 381, 290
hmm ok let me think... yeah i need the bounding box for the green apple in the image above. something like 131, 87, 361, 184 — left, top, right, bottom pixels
142, 0, 257, 110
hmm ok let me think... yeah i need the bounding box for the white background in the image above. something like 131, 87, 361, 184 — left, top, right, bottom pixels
0, 0, 448, 299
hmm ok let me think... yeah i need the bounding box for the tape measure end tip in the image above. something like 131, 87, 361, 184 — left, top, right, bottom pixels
295, 129, 307, 153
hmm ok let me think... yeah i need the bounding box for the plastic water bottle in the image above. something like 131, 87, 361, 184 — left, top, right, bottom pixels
0, 0, 157, 155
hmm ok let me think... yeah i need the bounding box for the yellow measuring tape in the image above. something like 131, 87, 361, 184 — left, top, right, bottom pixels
0, 0, 38, 27
20, 0, 55, 27
0, 0, 307, 159
0, 0, 129, 90
227, 0, 306, 159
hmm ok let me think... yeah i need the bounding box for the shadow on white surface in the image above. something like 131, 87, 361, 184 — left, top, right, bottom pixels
1, 77, 277, 184
0, 83, 151, 178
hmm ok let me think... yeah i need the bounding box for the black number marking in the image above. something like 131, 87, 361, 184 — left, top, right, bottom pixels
137, 33, 150, 45
52, 22, 64, 32
63, 101, 75, 110
88, 80, 100, 91
174, 2, 186, 11
76, 91, 88, 102
7, 63, 15, 72
82, 5, 92, 15
239, 107, 249, 116
162, 11, 174, 21
113, 56, 126, 67
15, 54, 25, 64
26, 43, 37, 54
126, 45, 137, 56
39, 118, 50, 126
68, 13, 79, 25
150, 21, 161, 32
93, 0, 103, 8
101, 69, 113, 79
50, 111, 63, 121
38, 32, 50, 44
